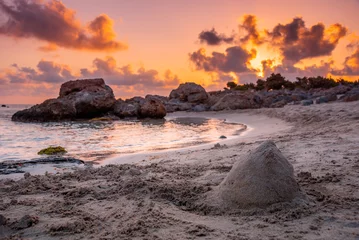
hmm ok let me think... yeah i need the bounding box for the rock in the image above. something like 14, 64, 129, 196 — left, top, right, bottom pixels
165, 99, 192, 112
12, 98, 76, 122
125, 96, 145, 105
341, 87, 359, 102
113, 99, 140, 118
217, 141, 304, 208
192, 104, 209, 112
270, 99, 287, 108
1, 105, 6, 108
210, 93, 260, 111
14, 215, 39, 230
0, 215, 6, 226
301, 100, 313, 106
139, 96, 167, 119
24, 172, 31, 179
169, 82, 208, 103
12, 79, 116, 122
219, 135, 227, 139
315, 94, 337, 104
145, 95, 168, 104
62, 79, 116, 118
213, 143, 221, 148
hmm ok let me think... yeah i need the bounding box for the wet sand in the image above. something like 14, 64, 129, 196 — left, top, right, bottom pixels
1, 101, 359, 239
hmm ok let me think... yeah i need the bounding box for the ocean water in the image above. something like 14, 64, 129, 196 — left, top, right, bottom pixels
0, 105, 245, 163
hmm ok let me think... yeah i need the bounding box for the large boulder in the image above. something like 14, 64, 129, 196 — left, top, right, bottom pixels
169, 82, 208, 103
12, 79, 116, 122
60, 79, 116, 118
139, 96, 167, 119
210, 92, 261, 111
216, 141, 304, 209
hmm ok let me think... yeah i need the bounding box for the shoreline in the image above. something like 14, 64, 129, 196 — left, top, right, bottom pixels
102, 111, 292, 166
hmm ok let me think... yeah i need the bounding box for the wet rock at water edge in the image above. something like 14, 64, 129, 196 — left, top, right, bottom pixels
12, 78, 116, 122
139, 96, 167, 119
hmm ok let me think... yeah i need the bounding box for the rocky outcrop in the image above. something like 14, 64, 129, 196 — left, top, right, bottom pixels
169, 82, 208, 103
216, 141, 305, 209
210, 92, 261, 111
12, 79, 116, 122
139, 96, 167, 119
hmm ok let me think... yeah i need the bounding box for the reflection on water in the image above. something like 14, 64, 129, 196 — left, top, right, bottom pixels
0, 105, 245, 162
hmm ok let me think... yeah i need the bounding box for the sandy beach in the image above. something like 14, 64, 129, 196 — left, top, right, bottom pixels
1, 101, 359, 240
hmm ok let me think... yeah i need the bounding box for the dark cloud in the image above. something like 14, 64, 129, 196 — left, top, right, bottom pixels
198, 28, 234, 45
3, 60, 75, 84
0, 57, 181, 98
331, 49, 359, 76
0, 0, 127, 52
189, 47, 256, 73
80, 56, 180, 88
239, 15, 264, 45
267, 17, 347, 63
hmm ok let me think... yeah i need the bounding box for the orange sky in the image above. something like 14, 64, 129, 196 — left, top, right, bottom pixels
0, 0, 359, 104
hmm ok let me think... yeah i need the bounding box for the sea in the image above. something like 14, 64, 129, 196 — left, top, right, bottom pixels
0, 105, 245, 163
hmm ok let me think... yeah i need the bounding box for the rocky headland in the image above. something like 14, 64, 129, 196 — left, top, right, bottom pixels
11, 77, 359, 122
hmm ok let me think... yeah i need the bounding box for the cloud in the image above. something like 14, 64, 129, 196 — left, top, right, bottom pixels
198, 28, 234, 45
0, 0, 127, 52
239, 15, 264, 46
81, 56, 180, 88
267, 17, 347, 63
331, 48, 359, 76
0, 57, 181, 99
191, 14, 352, 83
189, 47, 256, 73
2, 60, 75, 85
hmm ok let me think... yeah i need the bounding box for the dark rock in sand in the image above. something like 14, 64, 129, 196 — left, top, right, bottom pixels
1, 105, 6, 108
14, 215, 39, 230
139, 96, 167, 119
0, 215, 6, 226
169, 82, 208, 104
301, 100, 313, 106
216, 141, 304, 208
0, 157, 85, 175
12, 78, 116, 122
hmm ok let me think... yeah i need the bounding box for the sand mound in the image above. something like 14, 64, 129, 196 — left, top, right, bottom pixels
217, 140, 304, 209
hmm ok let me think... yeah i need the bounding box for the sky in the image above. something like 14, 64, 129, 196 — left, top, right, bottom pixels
0, 0, 359, 104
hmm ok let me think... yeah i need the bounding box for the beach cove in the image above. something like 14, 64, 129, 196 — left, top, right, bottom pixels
1, 101, 358, 239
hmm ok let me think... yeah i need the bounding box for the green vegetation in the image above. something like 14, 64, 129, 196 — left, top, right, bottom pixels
227, 73, 359, 91
38, 146, 67, 155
